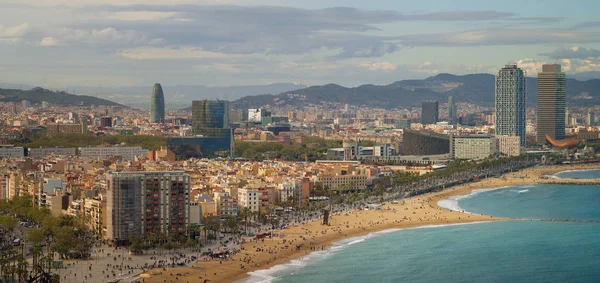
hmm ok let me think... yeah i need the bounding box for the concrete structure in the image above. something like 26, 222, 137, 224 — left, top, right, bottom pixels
238, 188, 260, 212
448, 96, 457, 126
79, 146, 148, 161
401, 130, 449, 155
421, 101, 439, 125
587, 112, 596, 126
495, 64, 527, 146
21, 100, 31, 109
537, 64, 566, 144
28, 147, 76, 159
150, 83, 166, 123
0, 147, 24, 158
106, 172, 190, 243
497, 135, 521, 157
395, 119, 411, 129
373, 144, 395, 157
450, 135, 498, 160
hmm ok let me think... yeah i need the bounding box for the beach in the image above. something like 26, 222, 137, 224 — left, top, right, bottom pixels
144, 163, 600, 283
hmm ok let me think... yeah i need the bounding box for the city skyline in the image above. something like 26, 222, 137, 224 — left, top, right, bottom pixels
1, 1, 600, 88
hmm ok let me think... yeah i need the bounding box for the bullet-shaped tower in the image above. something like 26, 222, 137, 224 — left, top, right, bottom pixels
150, 83, 165, 123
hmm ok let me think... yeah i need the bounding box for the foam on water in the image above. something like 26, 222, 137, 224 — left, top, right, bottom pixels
437, 187, 508, 213
237, 223, 489, 283
517, 189, 529, 194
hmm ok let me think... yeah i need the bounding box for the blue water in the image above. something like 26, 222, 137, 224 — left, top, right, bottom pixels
245, 169, 600, 283
554, 168, 600, 179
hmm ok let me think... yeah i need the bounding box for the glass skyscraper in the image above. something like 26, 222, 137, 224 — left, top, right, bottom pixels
536, 64, 566, 144
150, 83, 165, 123
421, 100, 439, 125
448, 96, 457, 126
191, 100, 230, 137
495, 64, 527, 146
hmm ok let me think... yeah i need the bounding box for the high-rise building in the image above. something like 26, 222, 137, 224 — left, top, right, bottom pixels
536, 64, 566, 144
421, 101, 439, 125
21, 100, 31, 109
106, 171, 190, 244
495, 64, 527, 146
587, 112, 596, 126
192, 100, 229, 137
448, 96, 457, 126
150, 83, 165, 123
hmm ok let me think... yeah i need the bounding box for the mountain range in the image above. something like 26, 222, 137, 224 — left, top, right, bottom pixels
0, 83, 305, 109
231, 73, 600, 109
0, 87, 123, 107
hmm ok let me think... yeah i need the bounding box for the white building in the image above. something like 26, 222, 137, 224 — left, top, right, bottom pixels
495, 64, 527, 146
248, 108, 270, 123
451, 135, 498, 160
373, 144, 395, 157
28, 147, 76, 159
278, 181, 300, 203
79, 146, 148, 161
497, 135, 521, 157
238, 187, 260, 212
0, 147, 24, 158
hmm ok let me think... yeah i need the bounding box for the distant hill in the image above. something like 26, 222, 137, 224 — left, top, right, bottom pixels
232, 74, 600, 109
0, 87, 123, 107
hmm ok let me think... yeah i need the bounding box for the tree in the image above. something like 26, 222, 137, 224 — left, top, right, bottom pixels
373, 182, 385, 198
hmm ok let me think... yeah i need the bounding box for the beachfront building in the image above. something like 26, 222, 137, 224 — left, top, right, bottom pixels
106, 171, 190, 244
497, 135, 521, 157
536, 64, 566, 144
495, 64, 527, 146
79, 146, 148, 161
238, 188, 260, 212
401, 130, 450, 155
315, 174, 368, 192
450, 135, 498, 160
214, 191, 237, 218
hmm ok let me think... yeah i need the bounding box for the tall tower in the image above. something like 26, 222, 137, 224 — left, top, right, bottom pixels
150, 83, 165, 123
192, 100, 230, 137
536, 64, 566, 144
495, 64, 527, 146
421, 100, 439, 125
448, 96, 457, 126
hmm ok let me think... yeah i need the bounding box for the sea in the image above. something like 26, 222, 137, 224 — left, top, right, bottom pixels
240, 169, 600, 283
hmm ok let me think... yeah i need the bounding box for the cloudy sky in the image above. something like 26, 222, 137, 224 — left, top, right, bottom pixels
1, 0, 599, 88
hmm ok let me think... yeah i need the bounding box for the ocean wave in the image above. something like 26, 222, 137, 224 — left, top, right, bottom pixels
236, 223, 488, 283
517, 189, 529, 194
437, 187, 509, 213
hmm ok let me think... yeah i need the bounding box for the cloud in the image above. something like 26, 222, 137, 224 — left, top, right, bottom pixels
0, 23, 30, 38
399, 29, 600, 47
51, 27, 166, 47
539, 46, 600, 59
39, 37, 59, 46
360, 62, 397, 72
515, 57, 600, 74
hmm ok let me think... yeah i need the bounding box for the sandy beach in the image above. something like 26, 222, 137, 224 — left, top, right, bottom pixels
144, 163, 600, 283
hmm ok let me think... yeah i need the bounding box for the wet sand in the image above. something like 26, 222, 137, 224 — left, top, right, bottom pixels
144, 163, 599, 283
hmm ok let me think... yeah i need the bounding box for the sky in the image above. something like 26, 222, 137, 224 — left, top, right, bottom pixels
1, 0, 600, 88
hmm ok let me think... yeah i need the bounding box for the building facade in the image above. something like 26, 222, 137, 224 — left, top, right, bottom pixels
79, 146, 148, 161
238, 188, 260, 212
401, 130, 450, 155
46, 123, 84, 136
450, 135, 498, 160
0, 147, 25, 158
421, 101, 439, 125
495, 64, 527, 146
28, 147, 76, 159
106, 172, 190, 243
497, 135, 521, 156
150, 83, 166, 123
537, 64, 566, 144
448, 96, 457, 126
192, 100, 230, 137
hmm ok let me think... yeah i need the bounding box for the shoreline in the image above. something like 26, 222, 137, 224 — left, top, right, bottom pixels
145, 163, 600, 283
